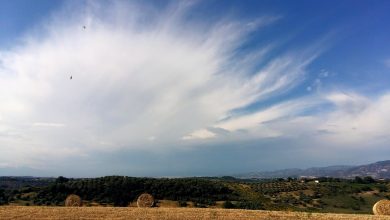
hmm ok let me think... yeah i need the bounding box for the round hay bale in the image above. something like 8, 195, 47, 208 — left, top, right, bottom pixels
373, 199, 390, 215
137, 193, 154, 208
65, 194, 82, 207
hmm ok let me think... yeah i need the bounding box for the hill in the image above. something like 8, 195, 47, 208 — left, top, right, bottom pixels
1, 176, 390, 214
0, 177, 55, 190
235, 160, 390, 179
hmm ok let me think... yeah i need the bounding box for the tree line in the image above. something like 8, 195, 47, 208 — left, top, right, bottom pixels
33, 176, 237, 206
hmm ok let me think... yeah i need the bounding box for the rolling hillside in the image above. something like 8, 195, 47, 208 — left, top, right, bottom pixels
236, 160, 390, 179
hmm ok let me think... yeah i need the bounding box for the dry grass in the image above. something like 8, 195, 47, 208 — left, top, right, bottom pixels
1, 206, 390, 220
155, 200, 181, 208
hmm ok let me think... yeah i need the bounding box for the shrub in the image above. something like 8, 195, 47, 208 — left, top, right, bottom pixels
223, 200, 236, 209
178, 200, 187, 207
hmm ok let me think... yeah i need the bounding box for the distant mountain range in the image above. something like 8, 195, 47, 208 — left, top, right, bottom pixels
235, 160, 390, 179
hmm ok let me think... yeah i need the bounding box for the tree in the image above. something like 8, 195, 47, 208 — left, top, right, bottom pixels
0, 189, 8, 205
354, 176, 364, 184
56, 176, 69, 184
363, 176, 375, 184
223, 200, 235, 209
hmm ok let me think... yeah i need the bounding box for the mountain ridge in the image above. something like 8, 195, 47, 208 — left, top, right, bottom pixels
235, 160, 390, 179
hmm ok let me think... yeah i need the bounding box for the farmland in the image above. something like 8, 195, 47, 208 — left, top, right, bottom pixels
1, 176, 390, 214
1, 206, 390, 220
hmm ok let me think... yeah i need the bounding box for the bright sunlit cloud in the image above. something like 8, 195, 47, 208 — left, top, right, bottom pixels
0, 1, 389, 176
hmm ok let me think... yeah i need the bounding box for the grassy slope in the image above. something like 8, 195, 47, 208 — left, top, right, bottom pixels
228, 181, 390, 214
1, 206, 390, 220
4, 177, 390, 214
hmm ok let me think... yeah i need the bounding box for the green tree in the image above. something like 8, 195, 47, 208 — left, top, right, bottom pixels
223, 200, 235, 209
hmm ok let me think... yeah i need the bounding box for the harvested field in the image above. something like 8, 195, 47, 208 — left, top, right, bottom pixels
1, 206, 390, 220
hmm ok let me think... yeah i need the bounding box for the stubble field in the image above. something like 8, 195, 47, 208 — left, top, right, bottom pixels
1, 206, 390, 220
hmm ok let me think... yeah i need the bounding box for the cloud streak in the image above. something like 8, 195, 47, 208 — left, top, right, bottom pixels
1, 1, 388, 175
0, 1, 291, 168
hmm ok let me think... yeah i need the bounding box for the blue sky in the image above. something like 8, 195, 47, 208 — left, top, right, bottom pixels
0, 0, 390, 177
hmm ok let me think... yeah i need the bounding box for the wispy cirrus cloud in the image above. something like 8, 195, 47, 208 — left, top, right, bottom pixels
316, 92, 390, 146
3, 1, 387, 175
0, 1, 294, 169
33, 122, 65, 127
256, 91, 390, 149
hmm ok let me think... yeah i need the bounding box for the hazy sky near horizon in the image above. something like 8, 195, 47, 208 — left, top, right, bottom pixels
1, 0, 390, 177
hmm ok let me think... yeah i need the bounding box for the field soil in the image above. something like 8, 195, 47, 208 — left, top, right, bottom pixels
1, 206, 390, 220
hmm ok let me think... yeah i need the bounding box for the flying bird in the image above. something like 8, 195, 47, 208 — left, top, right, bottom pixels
83, 26, 86, 29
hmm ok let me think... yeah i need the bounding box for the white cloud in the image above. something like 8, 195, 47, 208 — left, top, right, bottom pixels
0, 1, 322, 168
182, 129, 216, 140
0, 162, 11, 168
215, 98, 317, 132
319, 69, 329, 78
0, 1, 387, 174
33, 122, 65, 127
325, 92, 369, 114
258, 92, 390, 148
317, 92, 390, 145
183, 89, 390, 151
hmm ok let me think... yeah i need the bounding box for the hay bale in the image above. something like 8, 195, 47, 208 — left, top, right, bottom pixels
65, 194, 82, 207
373, 199, 390, 215
137, 193, 154, 208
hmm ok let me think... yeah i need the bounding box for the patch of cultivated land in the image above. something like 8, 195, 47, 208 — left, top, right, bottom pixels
1, 207, 390, 220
